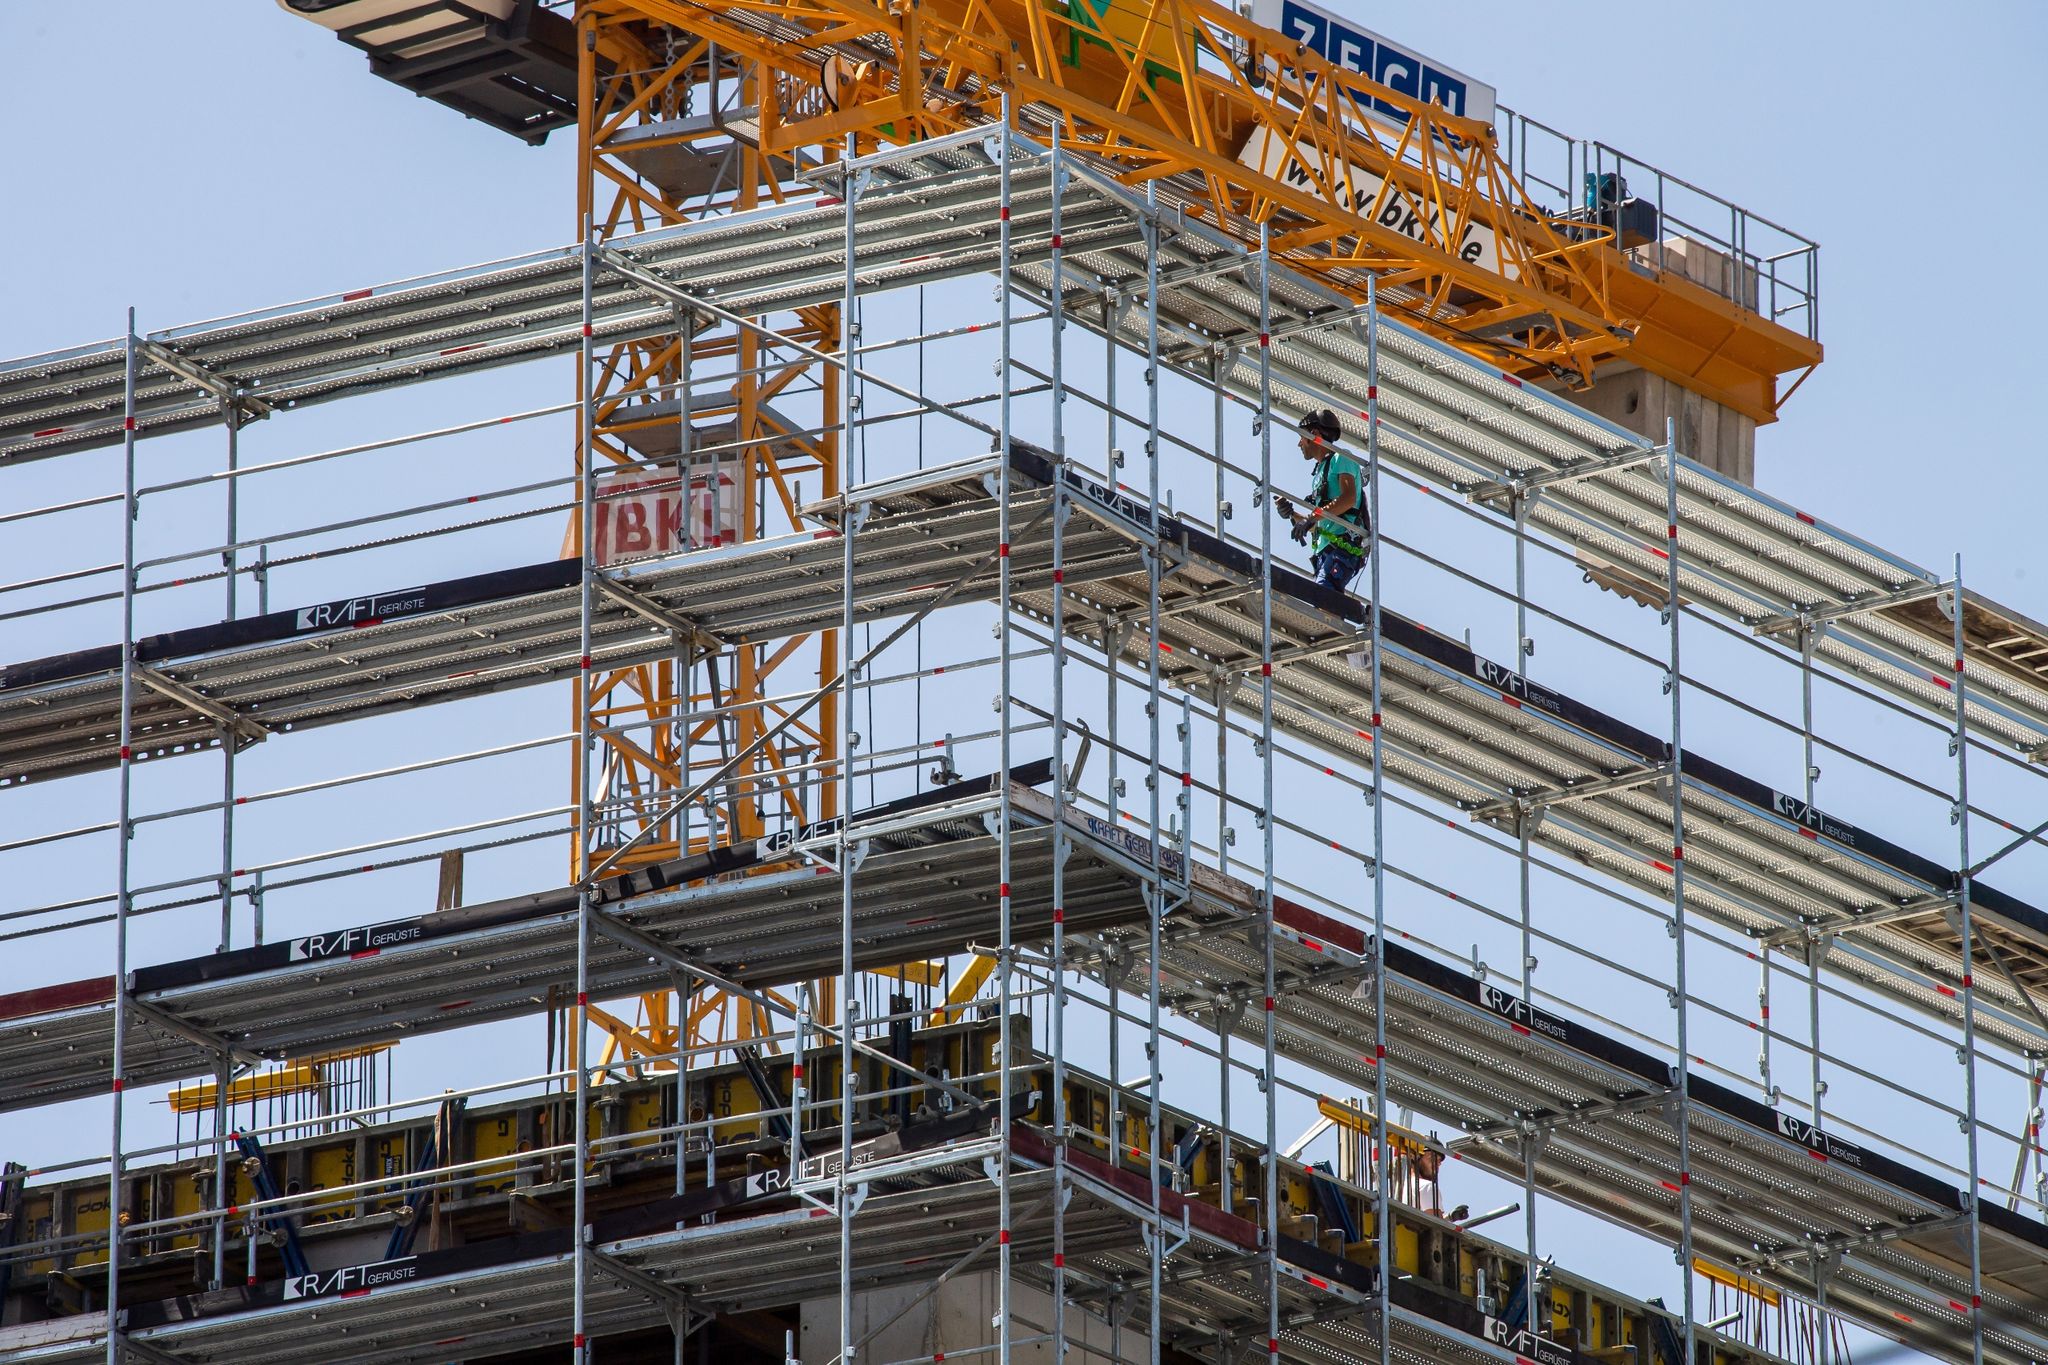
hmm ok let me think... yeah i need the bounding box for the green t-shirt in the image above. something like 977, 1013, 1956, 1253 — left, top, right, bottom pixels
1307, 449, 1368, 556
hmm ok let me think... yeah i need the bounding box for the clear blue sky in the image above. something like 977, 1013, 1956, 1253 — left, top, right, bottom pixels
2, 5, 2044, 1363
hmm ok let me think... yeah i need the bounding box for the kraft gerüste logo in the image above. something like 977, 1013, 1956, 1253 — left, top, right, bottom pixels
294, 587, 428, 633
282, 1256, 420, 1301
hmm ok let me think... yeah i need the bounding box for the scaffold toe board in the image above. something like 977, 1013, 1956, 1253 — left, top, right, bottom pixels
0, 772, 1201, 1113
1053, 824, 2047, 1365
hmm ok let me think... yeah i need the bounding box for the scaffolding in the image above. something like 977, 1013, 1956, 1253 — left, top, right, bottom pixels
3, 116, 2046, 1365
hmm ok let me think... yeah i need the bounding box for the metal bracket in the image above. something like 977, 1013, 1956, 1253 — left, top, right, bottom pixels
1468, 764, 1669, 824
114, 1331, 192, 1365
1459, 446, 1660, 508
137, 339, 275, 420
1752, 580, 1950, 640
589, 1248, 695, 1322
594, 574, 726, 655
125, 995, 266, 1072
132, 666, 270, 746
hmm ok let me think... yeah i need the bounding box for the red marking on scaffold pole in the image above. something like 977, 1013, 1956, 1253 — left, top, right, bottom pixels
580, 325, 592, 338
1498, 373, 1523, 388
111, 1078, 124, 1093
999, 882, 1010, 898
1053, 1252, 1065, 1268
1794, 510, 1815, 526
1937, 983, 1957, 997
1052, 908, 1064, 924
1963, 975, 1974, 989
1808, 1149, 1828, 1163
998, 542, 1010, 558
792, 1063, 804, 1080
124, 417, 136, 432
1366, 386, 1378, 400
1267, 1340, 1279, 1356
1264, 996, 1275, 1012
119, 746, 132, 761
577, 992, 589, 1007
1052, 569, 1064, 583
1259, 333, 1270, 348
33, 426, 66, 437
1261, 663, 1272, 676
1955, 657, 1966, 672
580, 655, 592, 670
998, 1228, 1011, 1244
1050, 233, 1063, 248
1651, 859, 1674, 874
999, 207, 1010, 222
1931, 673, 1953, 690
1673, 846, 1685, 861
1369, 713, 1381, 728
341, 288, 373, 302
575, 1335, 587, 1350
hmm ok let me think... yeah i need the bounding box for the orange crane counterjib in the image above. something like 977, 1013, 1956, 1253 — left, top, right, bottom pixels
589, 0, 1820, 421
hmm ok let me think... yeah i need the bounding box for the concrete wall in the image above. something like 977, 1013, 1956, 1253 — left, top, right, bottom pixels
1564, 364, 1757, 486
800, 1271, 1153, 1364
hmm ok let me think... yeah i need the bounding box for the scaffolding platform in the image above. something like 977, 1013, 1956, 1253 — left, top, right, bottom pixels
8, 448, 2041, 1061
0, 769, 1166, 1111
0, 1068, 1767, 1365
7, 136, 2037, 765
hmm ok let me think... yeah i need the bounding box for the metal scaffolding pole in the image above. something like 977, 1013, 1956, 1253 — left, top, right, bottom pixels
1048, 116, 1072, 1365
1364, 276, 1392, 1365
1953, 554, 1986, 1365
839, 129, 862, 1365
1663, 418, 1697, 1364
572, 219, 597, 1365
104, 307, 138, 1365
997, 94, 1017, 1365
1142, 178, 1166, 1364
1255, 222, 1281, 1365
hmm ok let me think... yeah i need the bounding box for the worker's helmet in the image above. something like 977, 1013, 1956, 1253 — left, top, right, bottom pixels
1297, 409, 1342, 444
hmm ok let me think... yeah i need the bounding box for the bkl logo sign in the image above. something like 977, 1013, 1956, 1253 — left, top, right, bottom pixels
585, 468, 738, 567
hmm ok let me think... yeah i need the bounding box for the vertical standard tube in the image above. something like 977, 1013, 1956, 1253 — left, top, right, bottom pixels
213, 398, 240, 1291
106, 309, 139, 1365
572, 218, 597, 1365
1142, 180, 1166, 1362
1255, 223, 1281, 1365
1800, 626, 1824, 1123
1365, 276, 1392, 1365
1663, 419, 1697, 1364
1951, 557, 1985, 1365
838, 130, 861, 1365
1047, 118, 1071, 1365
996, 94, 1016, 1365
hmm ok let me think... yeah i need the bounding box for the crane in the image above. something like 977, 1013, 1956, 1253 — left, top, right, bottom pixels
283, 0, 1822, 1075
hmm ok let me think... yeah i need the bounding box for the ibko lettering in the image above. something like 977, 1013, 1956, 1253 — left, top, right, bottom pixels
294, 587, 428, 633
290, 920, 427, 963
1235, 127, 1508, 278
283, 1255, 420, 1301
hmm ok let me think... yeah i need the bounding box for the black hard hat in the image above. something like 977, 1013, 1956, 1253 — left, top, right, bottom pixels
1297, 409, 1341, 442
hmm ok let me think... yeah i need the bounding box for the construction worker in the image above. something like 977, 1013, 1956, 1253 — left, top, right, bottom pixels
1277, 408, 1371, 594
